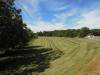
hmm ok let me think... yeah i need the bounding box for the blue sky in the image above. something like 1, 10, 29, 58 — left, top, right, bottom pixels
15, 0, 100, 32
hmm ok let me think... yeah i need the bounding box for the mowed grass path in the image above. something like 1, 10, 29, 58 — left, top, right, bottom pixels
30, 37, 100, 75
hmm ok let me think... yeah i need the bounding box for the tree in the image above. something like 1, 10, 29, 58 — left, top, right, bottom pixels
91, 29, 100, 36
37, 27, 100, 38
0, 0, 32, 49
79, 27, 90, 37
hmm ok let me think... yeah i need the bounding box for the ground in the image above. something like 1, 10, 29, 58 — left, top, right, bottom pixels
30, 37, 100, 75
0, 37, 100, 75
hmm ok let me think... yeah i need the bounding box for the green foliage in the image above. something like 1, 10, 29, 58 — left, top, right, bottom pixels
78, 27, 90, 37
37, 27, 100, 38
0, 0, 33, 49
91, 29, 100, 36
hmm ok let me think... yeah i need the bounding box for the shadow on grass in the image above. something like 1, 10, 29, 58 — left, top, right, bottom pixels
0, 46, 63, 75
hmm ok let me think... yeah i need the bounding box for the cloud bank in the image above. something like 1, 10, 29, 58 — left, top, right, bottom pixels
15, 0, 100, 32
72, 10, 100, 29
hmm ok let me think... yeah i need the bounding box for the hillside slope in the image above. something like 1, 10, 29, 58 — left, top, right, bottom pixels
30, 37, 100, 75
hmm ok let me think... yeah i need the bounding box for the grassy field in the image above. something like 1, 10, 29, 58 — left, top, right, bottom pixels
30, 37, 100, 75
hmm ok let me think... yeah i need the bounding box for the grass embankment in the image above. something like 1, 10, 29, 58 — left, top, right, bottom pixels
0, 37, 100, 75
0, 37, 62, 75
31, 37, 100, 75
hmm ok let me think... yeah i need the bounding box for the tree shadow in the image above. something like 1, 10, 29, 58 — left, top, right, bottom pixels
0, 46, 63, 75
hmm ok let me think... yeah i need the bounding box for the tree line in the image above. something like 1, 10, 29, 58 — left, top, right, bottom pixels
37, 27, 100, 38
0, 0, 34, 49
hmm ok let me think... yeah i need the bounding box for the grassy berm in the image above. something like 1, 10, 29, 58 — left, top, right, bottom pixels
31, 37, 100, 75
0, 37, 100, 75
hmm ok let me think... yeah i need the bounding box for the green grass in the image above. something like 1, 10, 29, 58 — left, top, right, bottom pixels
0, 37, 100, 75
0, 38, 63, 75
30, 37, 100, 75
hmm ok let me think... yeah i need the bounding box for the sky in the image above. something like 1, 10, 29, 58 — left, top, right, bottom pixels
15, 0, 100, 32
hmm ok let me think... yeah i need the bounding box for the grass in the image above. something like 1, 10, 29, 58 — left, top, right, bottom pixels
0, 37, 100, 75
0, 45, 62, 75
30, 37, 100, 75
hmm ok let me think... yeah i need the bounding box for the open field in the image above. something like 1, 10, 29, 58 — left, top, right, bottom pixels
30, 37, 100, 75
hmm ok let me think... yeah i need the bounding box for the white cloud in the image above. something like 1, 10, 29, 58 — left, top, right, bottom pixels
26, 15, 66, 32
16, 0, 78, 32
27, 9, 78, 32
16, 0, 100, 32
40, 0, 69, 11
16, 0, 40, 20
27, 20, 65, 32
53, 9, 78, 24
72, 10, 100, 29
